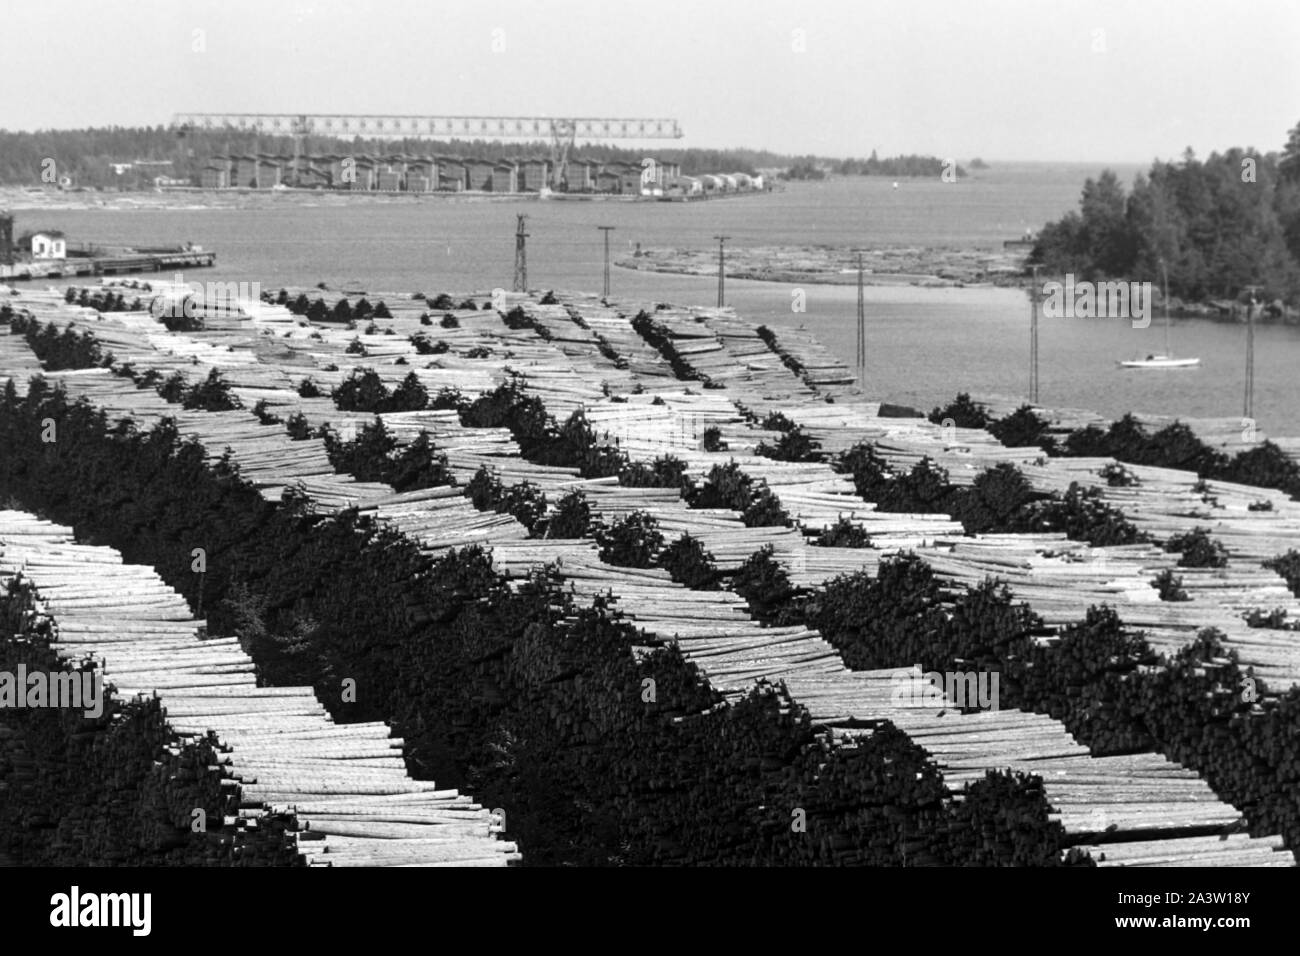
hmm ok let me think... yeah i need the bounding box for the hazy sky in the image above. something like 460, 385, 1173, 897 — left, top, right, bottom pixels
4, 0, 1297, 162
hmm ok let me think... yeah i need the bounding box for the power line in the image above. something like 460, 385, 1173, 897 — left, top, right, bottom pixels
1029, 264, 1040, 404
513, 214, 529, 292
855, 250, 866, 387
1244, 285, 1262, 420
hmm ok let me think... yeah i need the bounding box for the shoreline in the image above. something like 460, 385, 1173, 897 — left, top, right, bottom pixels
0, 185, 770, 213
616, 245, 1300, 320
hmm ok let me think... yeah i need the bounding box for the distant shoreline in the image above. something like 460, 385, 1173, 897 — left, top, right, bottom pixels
0, 185, 769, 212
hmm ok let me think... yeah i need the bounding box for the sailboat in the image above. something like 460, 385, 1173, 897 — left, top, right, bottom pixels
1118, 259, 1200, 369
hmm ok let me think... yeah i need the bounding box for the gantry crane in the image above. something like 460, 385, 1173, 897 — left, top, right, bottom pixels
171, 113, 684, 190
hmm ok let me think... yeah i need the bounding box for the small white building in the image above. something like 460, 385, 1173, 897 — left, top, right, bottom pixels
24, 231, 66, 260
674, 175, 703, 196
731, 172, 753, 190
718, 174, 738, 191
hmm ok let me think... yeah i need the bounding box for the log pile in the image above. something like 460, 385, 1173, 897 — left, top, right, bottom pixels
17, 295, 1289, 658
858, 709, 1288, 864
0, 327, 44, 397
0, 510, 520, 866
974, 392, 1279, 456
283, 345, 1292, 864
493, 542, 1290, 863
567, 298, 679, 384
4, 285, 1298, 866
0, 637, 302, 865
920, 532, 1300, 688
2, 335, 1086, 866
17, 295, 1300, 672
722, 391, 1300, 671
627, 305, 820, 405
750, 323, 856, 394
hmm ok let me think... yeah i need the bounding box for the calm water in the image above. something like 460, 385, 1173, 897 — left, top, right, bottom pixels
20, 162, 1300, 434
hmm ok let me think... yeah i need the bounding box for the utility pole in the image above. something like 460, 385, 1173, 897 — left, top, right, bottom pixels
713, 235, 729, 308
597, 226, 615, 298
1244, 284, 1261, 419
0, 210, 13, 266
1029, 264, 1040, 403
855, 250, 866, 387
175, 123, 189, 183
513, 214, 529, 292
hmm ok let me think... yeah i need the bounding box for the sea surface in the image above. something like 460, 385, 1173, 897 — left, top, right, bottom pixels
19, 161, 1300, 435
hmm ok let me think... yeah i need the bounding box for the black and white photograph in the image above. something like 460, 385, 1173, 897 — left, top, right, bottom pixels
0, 0, 1297, 933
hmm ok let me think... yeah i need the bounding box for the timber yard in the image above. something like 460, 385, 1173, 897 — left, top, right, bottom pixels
2, 274, 1299, 871
2, 4, 1299, 938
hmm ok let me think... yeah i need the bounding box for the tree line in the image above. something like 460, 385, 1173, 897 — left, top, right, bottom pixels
780, 151, 965, 180
1029, 120, 1300, 305
834, 151, 964, 177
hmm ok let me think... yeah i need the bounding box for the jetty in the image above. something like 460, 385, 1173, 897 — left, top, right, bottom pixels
0, 210, 215, 282
0, 248, 215, 282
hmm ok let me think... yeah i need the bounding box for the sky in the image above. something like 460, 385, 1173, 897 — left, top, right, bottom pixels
3, 0, 1297, 162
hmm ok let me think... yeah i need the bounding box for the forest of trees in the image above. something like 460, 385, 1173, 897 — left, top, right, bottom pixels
834, 151, 964, 177
779, 152, 964, 181
781, 162, 826, 180
1029, 120, 1300, 305
0, 126, 189, 189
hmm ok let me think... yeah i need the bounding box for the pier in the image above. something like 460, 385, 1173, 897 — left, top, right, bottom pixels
0, 248, 216, 282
